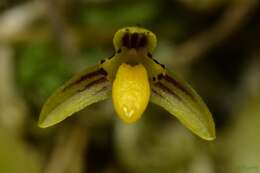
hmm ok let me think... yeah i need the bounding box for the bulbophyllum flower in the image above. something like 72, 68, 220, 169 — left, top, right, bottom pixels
39, 27, 216, 140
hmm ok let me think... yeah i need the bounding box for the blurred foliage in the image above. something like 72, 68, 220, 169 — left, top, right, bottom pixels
78, 2, 158, 27
17, 42, 71, 103
0, 0, 260, 173
0, 129, 41, 173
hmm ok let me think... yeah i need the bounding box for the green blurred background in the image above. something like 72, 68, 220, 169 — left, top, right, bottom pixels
0, 0, 260, 173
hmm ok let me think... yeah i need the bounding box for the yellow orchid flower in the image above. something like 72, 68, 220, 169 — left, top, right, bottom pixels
38, 26, 216, 140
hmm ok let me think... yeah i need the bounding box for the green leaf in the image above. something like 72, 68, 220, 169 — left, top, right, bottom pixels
38, 65, 111, 128
150, 70, 216, 140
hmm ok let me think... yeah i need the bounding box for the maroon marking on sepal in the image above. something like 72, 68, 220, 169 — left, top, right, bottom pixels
151, 88, 163, 98
78, 77, 108, 92
117, 48, 122, 54
163, 74, 194, 99
122, 33, 130, 48
147, 52, 152, 58
108, 52, 115, 59
157, 73, 164, 80
154, 82, 182, 101
152, 89, 163, 98
74, 68, 107, 85
131, 33, 139, 48
100, 59, 105, 64
63, 68, 107, 91
122, 33, 148, 49
138, 34, 147, 48
153, 59, 165, 69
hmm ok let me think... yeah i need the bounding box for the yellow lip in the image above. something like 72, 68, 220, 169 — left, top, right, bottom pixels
112, 63, 150, 123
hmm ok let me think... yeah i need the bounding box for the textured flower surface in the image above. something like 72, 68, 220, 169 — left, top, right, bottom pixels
39, 27, 216, 140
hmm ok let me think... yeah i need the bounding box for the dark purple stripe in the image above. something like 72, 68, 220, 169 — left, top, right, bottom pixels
78, 77, 108, 92
151, 88, 163, 98
138, 34, 147, 48
163, 74, 194, 99
153, 82, 182, 101
63, 68, 107, 91
122, 33, 148, 49
131, 33, 139, 48
122, 33, 130, 48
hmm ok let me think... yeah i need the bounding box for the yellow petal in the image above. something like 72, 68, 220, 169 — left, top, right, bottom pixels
112, 63, 150, 123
